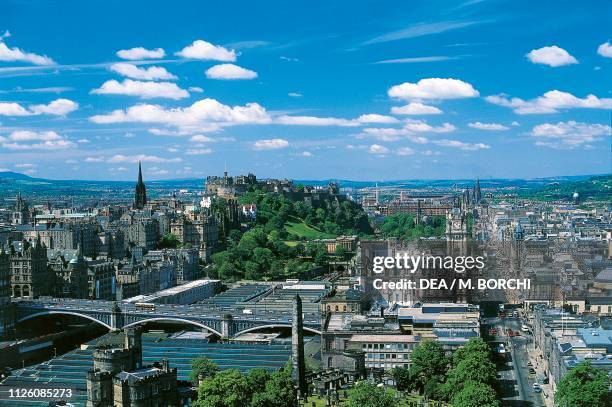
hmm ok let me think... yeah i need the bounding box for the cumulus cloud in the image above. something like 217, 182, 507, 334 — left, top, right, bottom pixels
253, 138, 289, 150
110, 63, 177, 81
468, 122, 509, 131
391, 102, 442, 115
360, 127, 430, 143
107, 154, 182, 163
0, 130, 75, 150
0, 98, 78, 116
388, 78, 479, 100
597, 42, 612, 58
530, 120, 611, 149
29, 98, 79, 115
0, 34, 55, 65
186, 148, 213, 155
205, 64, 257, 80
91, 79, 189, 99
486, 90, 612, 114
404, 119, 455, 133
356, 114, 399, 124
433, 139, 490, 150
526, 45, 578, 67
176, 40, 236, 61
275, 115, 359, 127
91, 98, 271, 134
116, 47, 165, 60
369, 144, 389, 154
395, 147, 415, 156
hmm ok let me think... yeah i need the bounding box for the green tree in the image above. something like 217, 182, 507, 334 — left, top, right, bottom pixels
452, 381, 500, 407
195, 369, 251, 407
391, 366, 412, 392
408, 340, 449, 392
346, 381, 396, 407
189, 356, 219, 382
555, 362, 611, 407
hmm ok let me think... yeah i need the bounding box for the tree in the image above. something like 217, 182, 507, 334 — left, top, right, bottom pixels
190, 356, 219, 382
195, 369, 251, 407
391, 366, 412, 392
346, 381, 396, 407
408, 340, 449, 392
555, 362, 611, 407
452, 381, 500, 407
250, 368, 295, 407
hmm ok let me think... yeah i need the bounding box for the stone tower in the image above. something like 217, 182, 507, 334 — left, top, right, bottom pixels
292, 294, 307, 396
134, 161, 147, 210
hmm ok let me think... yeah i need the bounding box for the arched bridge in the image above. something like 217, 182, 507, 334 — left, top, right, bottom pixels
13, 298, 322, 338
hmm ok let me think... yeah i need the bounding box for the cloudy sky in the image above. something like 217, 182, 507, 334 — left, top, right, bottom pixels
0, 0, 610, 181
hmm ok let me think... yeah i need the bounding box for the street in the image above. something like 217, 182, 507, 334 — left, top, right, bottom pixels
493, 316, 546, 406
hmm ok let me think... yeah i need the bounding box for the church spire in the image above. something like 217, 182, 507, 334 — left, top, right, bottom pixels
134, 162, 147, 209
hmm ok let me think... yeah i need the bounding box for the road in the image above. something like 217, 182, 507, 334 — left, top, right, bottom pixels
494, 316, 546, 407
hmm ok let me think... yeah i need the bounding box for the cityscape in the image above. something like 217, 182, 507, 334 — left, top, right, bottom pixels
0, 1, 611, 406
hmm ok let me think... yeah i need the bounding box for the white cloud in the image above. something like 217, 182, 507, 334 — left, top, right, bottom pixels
486, 90, 612, 114
395, 147, 415, 156
288, 92, 302, 97
189, 135, 215, 143
275, 115, 358, 127
107, 154, 182, 163
85, 156, 105, 162
116, 47, 165, 60
388, 78, 479, 100
433, 139, 490, 150
176, 40, 236, 61
391, 102, 442, 115
301, 151, 312, 157
356, 114, 399, 124
0, 98, 77, 116
0, 37, 55, 65
468, 122, 509, 131
91, 98, 271, 134
404, 119, 455, 133
205, 64, 257, 80
597, 42, 612, 58
1, 130, 75, 150
29, 98, 79, 115
0, 102, 31, 116
186, 148, 213, 155
91, 79, 189, 100
253, 138, 289, 150
526, 46, 578, 67
110, 63, 177, 81
361, 127, 429, 143
369, 144, 389, 154
530, 120, 611, 149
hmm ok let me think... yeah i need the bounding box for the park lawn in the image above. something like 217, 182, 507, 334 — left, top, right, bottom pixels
284, 216, 335, 240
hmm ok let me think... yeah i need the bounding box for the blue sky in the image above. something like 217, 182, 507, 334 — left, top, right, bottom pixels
0, 0, 610, 181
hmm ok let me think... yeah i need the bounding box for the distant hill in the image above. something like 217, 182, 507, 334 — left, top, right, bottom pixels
0, 171, 34, 180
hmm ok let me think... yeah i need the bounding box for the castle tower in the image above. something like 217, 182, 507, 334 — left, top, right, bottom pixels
134, 162, 147, 210
292, 295, 307, 396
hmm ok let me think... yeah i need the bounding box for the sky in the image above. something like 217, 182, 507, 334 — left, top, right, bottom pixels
0, 0, 610, 181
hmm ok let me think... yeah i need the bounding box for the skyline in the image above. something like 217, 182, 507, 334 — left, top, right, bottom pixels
0, 0, 611, 181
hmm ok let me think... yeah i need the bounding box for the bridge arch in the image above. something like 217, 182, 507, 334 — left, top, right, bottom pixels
233, 324, 322, 337
122, 318, 222, 337
17, 311, 113, 330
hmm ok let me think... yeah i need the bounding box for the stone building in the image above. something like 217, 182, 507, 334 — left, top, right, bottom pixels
86, 327, 180, 407
48, 245, 89, 298
9, 237, 49, 298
